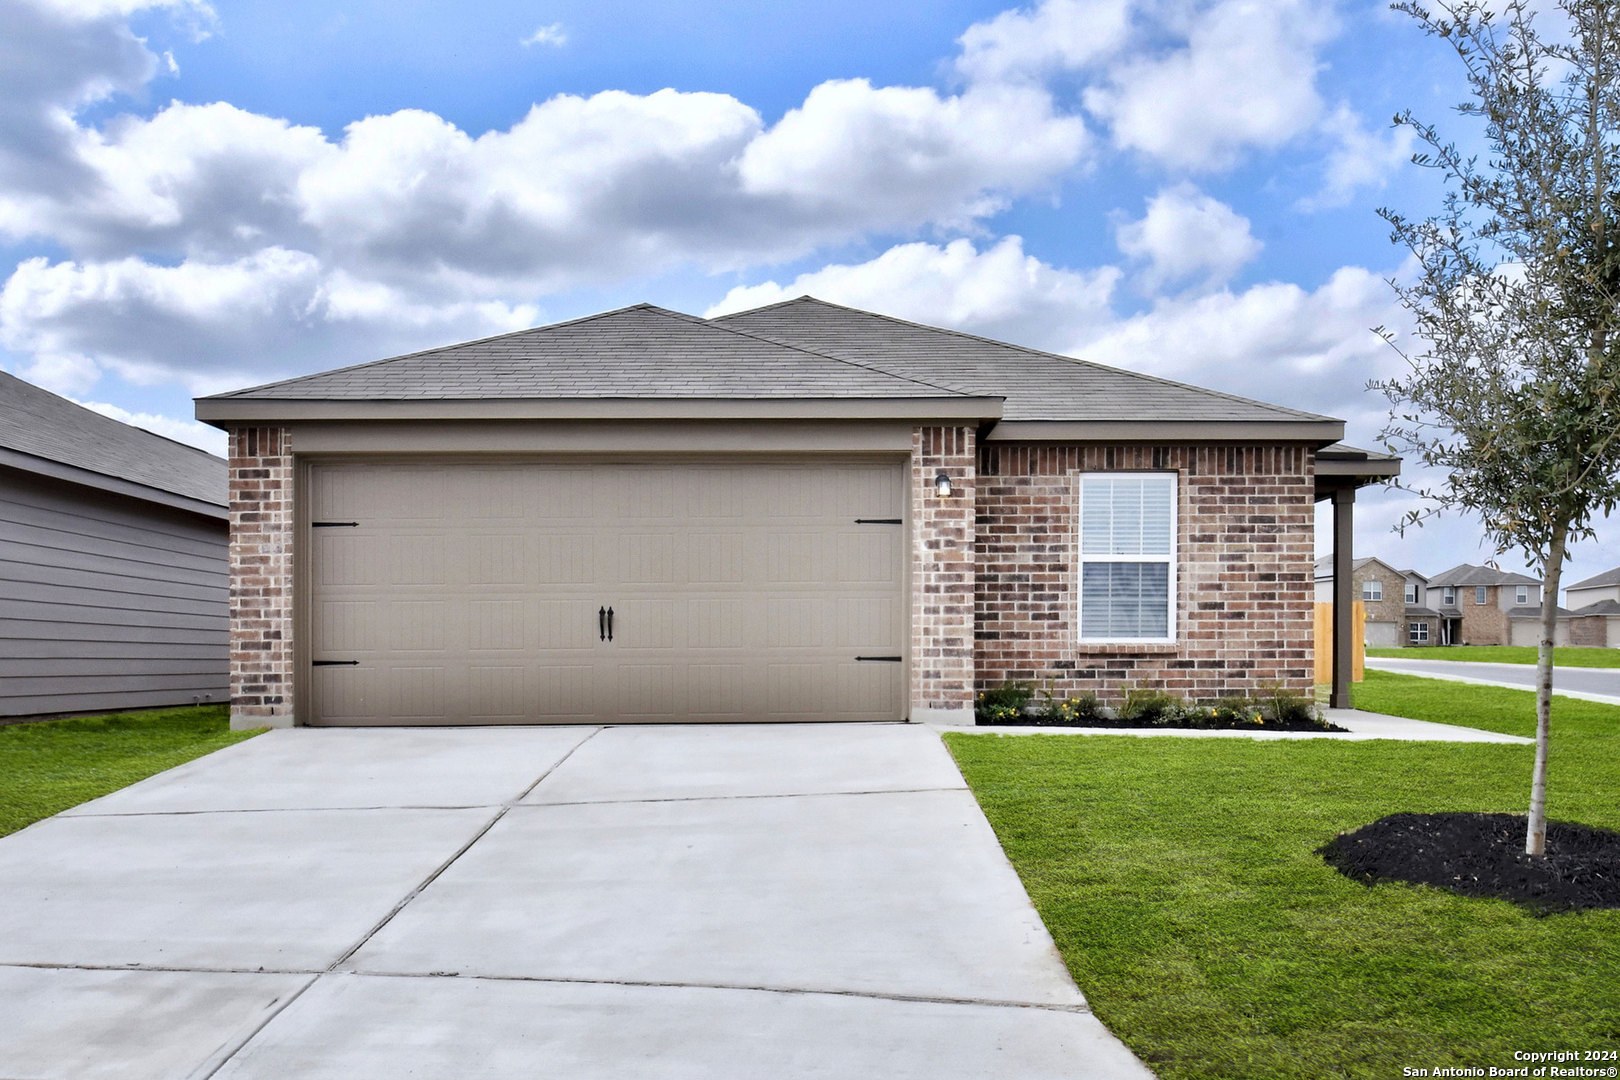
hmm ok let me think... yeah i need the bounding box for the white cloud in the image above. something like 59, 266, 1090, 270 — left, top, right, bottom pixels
1081, 0, 1337, 170
75, 398, 226, 455
1298, 105, 1417, 211
954, 0, 1132, 84
706, 236, 1120, 346
1114, 183, 1261, 290
737, 80, 1087, 230
521, 22, 566, 47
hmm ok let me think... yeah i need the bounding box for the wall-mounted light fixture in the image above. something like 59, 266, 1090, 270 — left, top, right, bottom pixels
934, 471, 952, 499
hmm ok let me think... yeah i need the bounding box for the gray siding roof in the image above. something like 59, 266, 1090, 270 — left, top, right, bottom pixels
212, 304, 975, 402
0, 371, 225, 508
0, 469, 227, 718
713, 298, 1334, 424
1566, 566, 1620, 590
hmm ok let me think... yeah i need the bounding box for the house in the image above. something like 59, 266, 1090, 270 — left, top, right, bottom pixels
1, 371, 228, 718
1561, 566, 1620, 646
1312, 555, 1421, 646
1425, 563, 1551, 646
193, 298, 1397, 729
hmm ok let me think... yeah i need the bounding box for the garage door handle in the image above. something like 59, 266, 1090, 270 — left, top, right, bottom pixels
599, 607, 606, 642
607, 606, 614, 642
855, 655, 902, 662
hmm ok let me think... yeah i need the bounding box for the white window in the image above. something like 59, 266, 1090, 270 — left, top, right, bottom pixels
1410, 621, 1430, 643
1405, 583, 1418, 604
1443, 587, 1456, 606
1078, 473, 1176, 641
1516, 585, 1529, 605
1475, 586, 1488, 605
1362, 580, 1383, 602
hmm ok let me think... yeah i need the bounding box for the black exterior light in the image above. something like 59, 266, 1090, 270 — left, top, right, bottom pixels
934, 471, 952, 499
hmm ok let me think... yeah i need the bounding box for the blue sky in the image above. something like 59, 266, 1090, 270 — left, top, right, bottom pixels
2, 0, 1608, 585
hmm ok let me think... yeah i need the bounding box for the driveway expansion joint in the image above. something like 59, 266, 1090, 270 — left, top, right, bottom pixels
519, 785, 969, 808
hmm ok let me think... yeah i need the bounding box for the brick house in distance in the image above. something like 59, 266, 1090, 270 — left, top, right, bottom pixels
1426, 564, 1549, 646
196, 299, 1397, 728
1313, 556, 1411, 646
1561, 567, 1620, 646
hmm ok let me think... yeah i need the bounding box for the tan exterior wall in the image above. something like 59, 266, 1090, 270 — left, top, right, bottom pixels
974, 443, 1315, 703
910, 425, 977, 721
1355, 563, 1406, 639
227, 427, 294, 729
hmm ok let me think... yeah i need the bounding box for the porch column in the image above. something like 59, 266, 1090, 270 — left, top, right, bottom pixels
1331, 486, 1354, 709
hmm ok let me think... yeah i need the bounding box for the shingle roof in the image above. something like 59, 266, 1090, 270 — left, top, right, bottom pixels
1566, 566, 1620, 591
0, 370, 225, 507
711, 297, 1336, 423
1426, 563, 1541, 588
1569, 598, 1620, 615
211, 304, 977, 402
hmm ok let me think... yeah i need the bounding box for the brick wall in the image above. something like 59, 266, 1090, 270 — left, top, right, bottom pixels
1569, 615, 1608, 647
1459, 586, 1508, 644
228, 427, 294, 728
911, 426, 977, 719
975, 443, 1315, 703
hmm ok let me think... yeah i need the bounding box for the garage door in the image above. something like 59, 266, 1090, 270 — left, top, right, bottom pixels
308, 460, 906, 725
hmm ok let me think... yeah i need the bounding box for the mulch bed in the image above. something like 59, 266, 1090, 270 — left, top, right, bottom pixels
977, 715, 1348, 732
1319, 812, 1620, 912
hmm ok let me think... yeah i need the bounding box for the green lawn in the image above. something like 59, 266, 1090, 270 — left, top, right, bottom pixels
944, 670, 1620, 1079
1368, 644, 1620, 667
0, 705, 261, 838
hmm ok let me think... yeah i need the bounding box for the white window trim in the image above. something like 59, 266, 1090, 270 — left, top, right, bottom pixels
1410, 621, 1430, 643
1362, 580, 1383, 602
1475, 586, 1488, 605
1405, 583, 1418, 604
1075, 471, 1178, 644
1516, 585, 1529, 605
1443, 587, 1456, 606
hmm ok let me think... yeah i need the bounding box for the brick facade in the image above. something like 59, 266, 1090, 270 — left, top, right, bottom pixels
1458, 585, 1509, 645
910, 426, 977, 720
975, 443, 1316, 702
227, 427, 295, 728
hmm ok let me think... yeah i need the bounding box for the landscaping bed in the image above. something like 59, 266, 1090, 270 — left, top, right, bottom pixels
975, 683, 1346, 731
1320, 811, 1620, 912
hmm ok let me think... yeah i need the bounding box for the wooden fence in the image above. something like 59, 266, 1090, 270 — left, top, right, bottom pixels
1313, 601, 1366, 684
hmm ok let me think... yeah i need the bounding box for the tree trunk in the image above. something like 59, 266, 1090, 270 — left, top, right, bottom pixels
1526, 518, 1569, 856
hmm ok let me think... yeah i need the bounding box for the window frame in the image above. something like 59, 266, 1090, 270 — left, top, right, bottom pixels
1075, 471, 1178, 644
1410, 621, 1430, 643
1405, 583, 1418, 605
1443, 586, 1456, 606
1516, 585, 1529, 605
1475, 586, 1488, 605
1362, 579, 1383, 602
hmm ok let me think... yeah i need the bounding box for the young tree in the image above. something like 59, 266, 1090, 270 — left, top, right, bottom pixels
1376, 0, 1620, 855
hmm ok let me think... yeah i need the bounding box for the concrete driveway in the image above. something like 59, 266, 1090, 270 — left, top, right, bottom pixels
0, 724, 1154, 1080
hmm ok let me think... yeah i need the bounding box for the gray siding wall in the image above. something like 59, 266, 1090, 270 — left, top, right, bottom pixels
0, 467, 227, 717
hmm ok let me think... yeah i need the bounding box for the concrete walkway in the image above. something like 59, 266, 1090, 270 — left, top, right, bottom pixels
931, 707, 1531, 744
0, 724, 1154, 1080
1366, 656, 1620, 706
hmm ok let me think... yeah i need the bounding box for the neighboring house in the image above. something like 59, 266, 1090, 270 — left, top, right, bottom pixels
1312, 556, 1411, 646
1, 372, 228, 718
1425, 563, 1551, 646
1561, 566, 1620, 646
194, 298, 1392, 730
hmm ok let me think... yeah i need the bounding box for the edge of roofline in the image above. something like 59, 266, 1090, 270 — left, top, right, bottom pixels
195, 396, 1006, 426
0, 446, 227, 519
984, 419, 1347, 444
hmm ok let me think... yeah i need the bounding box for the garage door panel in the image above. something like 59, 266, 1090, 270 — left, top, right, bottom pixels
309, 460, 904, 725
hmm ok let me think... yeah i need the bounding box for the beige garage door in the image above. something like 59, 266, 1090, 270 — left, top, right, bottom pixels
308, 460, 906, 725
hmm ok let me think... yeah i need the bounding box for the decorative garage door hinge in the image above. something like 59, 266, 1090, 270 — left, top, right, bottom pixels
854, 655, 903, 662
311, 521, 359, 527
853, 518, 902, 524
311, 660, 360, 666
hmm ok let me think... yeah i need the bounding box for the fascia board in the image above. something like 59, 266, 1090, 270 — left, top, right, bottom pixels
195, 396, 1004, 427
983, 419, 1346, 444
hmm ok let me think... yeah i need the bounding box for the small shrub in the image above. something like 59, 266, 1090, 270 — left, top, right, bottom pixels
1257, 683, 1320, 726
1120, 689, 1183, 724
1036, 690, 1107, 725
976, 681, 1034, 724
1210, 696, 1259, 725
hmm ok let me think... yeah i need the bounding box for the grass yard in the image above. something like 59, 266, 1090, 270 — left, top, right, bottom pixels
0, 705, 261, 838
944, 670, 1620, 1079
1367, 644, 1620, 667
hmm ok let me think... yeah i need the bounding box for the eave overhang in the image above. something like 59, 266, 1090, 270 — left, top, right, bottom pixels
982, 419, 1346, 444
195, 396, 1005, 427
0, 446, 227, 520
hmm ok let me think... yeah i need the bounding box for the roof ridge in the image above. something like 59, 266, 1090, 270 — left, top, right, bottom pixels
716, 296, 1337, 423
204, 303, 664, 400
663, 303, 978, 399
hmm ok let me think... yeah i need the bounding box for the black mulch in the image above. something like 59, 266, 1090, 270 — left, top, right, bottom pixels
1318, 811, 1620, 913
977, 715, 1348, 732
